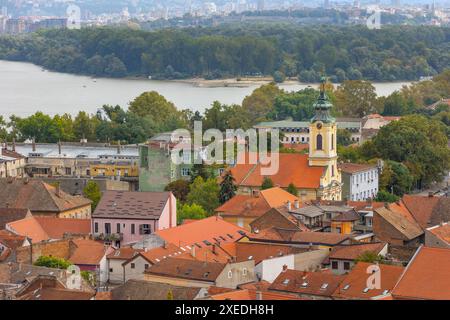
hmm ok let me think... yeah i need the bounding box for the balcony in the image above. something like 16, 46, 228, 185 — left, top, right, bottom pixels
94, 233, 123, 242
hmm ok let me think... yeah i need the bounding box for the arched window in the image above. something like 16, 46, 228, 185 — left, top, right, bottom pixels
331, 134, 334, 150
316, 134, 323, 150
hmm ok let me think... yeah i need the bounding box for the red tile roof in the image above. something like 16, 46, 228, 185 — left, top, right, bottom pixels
145, 257, 226, 282
0, 179, 91, 213
270, 269, 345, 298
392, 246, 450, 300
247, 228, 350, 246
220, 242, 307, 264
107, 247, 142, 260
130, 243, 184, 265
210, 289, 303, 300
327, 243, 387, 261
69, 239, 112, 266
7, 216, 91, 243
402, 194, 440, 228
215, 187, 300, 218
93, 191, 171, 219
0, 229, 26, 250
427, 223, 450, 245
333, 262, 404, 300
155, 216, 245, 249
229, 153, 325, 189
338, 163, 377, 174
0, 208, 30, 229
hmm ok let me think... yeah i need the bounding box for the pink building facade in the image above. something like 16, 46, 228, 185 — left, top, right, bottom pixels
92, 191, 177, 247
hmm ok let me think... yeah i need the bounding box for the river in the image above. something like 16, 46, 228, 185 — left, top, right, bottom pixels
0, 60, 413, 117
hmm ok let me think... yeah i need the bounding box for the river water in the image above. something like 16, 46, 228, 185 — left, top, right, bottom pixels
0, 60, 412, 117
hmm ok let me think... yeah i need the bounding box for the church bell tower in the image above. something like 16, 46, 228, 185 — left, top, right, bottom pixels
308, 77, 342, 200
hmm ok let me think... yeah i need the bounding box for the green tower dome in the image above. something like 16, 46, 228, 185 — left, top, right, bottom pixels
311, 76, 335, 124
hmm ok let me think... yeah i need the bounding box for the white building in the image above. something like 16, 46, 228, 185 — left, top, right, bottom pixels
339, 163, 380, 201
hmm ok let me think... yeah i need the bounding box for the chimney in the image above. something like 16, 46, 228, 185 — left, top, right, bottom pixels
163, 241, 168, 249
256, 290, 263, 301
286, 201, 292, 211
56, 183, 61, 197
191, 245, 196, 258
428, 192, 434, 198
294, 200, 300, 209
32, 138, 36, 152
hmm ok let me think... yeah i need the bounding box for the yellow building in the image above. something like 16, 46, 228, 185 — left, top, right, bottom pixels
308, 77, 342, 201
330, 211, 360, 235
230, 77, 342, 202
90, 162, 139, 178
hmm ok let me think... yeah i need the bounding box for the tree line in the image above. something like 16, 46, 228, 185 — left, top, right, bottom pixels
0, 24, 449, 81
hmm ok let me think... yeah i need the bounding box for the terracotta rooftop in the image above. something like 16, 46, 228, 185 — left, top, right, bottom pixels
333, 262, 404, 300
427, 223, 450, 245
210, 289, 303, 300
15, 275, 95, 300
69, 239, 112, 266
110, 279, 203, 300
127, 243, 183, 265
107, 247, 142, 261
0, 179, 91, 213
7, 216, 91, 243
0, 208, 30, 229
392, 246, 450, 300
229, 153, 326, 189
0, 229, 26, 250
270, 269, 345, 298
347, 201, 385, 212
338, 163, 377, 174
215, 187, 300, 218
374, 206, 423, 241
156, 216, 246, 249
93, 191, 171, 219
402, 194, 449, 229
247, 228, 350, 246
145, 257, 226, 282
331, 210, 360, 222
326, 243, 387, 262
221, 242, 307, 264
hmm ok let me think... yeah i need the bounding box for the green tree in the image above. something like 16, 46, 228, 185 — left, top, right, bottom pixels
219, 171, 237, 204
273, 71, 286, 83
375, 190, 400, 203
356, 251, 385, 264
34, 256, 71, 269
335, 80, 380, 117
337, 129, 352, 146
165, 180, 190, 203
365, 115, 450, 188
83, 181, 101, 210
287, 183, 298, 196
187, 177, 220, 214
261, 177, 274, 190
383, 91, 410, 116
178, 203, 208, 224
242, 83, 283, 123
